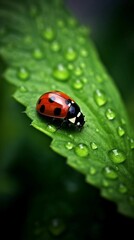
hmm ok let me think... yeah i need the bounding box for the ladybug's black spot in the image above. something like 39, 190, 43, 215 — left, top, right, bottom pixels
54, 107, 61, 116
65, 99, 71, 105
49, 96, 55, 103
38, 99, 41, 104
40, 105, 45, 113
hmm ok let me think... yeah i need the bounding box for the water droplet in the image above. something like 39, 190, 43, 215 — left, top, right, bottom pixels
102, 179, 110, 187
68, 17, 77, 27
19, 86, 27, 92
130, 138, 134, 149
77, 36, 86, 45
119, 183, 127, 194
17, 67, 30, 80
67, 63, 74, 70
51, 41, 61, 52
65, 47, 77, 62
121, 118, 126, 125
80, 48, 88, 57
108, 149, 126, 163
90, 142, 98, 150
74, 143, 89, 157
53, 64, 70, 81
42, 27, 55, 41
82, 77, 88, 83
95, 128, 99, 133
105, 108, 116, 120
74, 67, 83, 76
117, 126, 125, 137
94, 89, 107, 107
96, 75, 103, 83
80, 62, 86, 68
73, 79, 83, 90
69, 134, 73, 139
46, 124, 56, 133
103, 166, 118, 179
48, 218, 66, 236
32, 48, 43, 59
57, 19, 65, 28
89, 166, 97, 175
65, 142, 74, 150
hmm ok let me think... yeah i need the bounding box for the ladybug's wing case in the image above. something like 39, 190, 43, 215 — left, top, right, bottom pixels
36, 92, 71, 119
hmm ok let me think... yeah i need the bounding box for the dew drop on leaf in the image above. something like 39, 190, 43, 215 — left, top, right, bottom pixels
80, 48, 88, 57
17, 67, 30, 81
108, 149, 126, 163
121, 118, 126, 125
130, 138, 134, 149
117, 126, 125, 137
89, 166, 97, 175
95, 128, 99, 133
65, 141, 74, 150
105, 108, 116, 120
64, 47, 77, 62
80, 62, 86, 68
96, 75, 103, 83
82, 77, 88, 83
52, 64, 70, 81
46, 124, 56, 133
69, 134, 73, 139
77, 36, 86, 45
68, 17, 77, 27
74, 143, 89, 157
74, 67, 83, 76
102, 179, 110, 187
73, 79, 83, 90
119, 183, 127, 194
32, 48, 43, 60
42, 27, 55, 41
67, 63, 74, 70
50, 41, 61, 52
20, 86, 27, 92
56, 19, 65, 28
94, 89, 107, 107
103, 166, 118, 179
90, 142, 98, 150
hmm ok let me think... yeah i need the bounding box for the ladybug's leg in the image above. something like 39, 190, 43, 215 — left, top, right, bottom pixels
56, 118, 68, 131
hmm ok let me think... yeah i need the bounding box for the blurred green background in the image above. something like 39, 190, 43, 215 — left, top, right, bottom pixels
0, 0, 134, 239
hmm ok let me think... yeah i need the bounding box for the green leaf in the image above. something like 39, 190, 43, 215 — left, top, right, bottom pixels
0, 0, 134, 217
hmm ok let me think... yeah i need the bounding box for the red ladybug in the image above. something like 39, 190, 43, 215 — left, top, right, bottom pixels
36, 91, 85, 129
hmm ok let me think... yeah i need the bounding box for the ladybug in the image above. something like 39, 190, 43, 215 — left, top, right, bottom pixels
36, 91, 85, 129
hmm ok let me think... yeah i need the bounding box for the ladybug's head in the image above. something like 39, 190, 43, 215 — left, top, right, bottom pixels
67, 102, 85, 129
